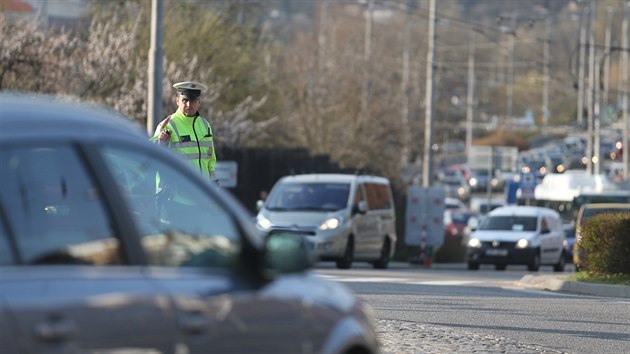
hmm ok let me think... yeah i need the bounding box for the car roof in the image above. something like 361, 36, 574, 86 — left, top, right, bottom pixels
278, 173, 389, 184
488, 205, 558, 218
0, 93, 147, 141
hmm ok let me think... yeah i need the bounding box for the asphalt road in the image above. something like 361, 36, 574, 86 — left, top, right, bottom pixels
314, 262, 630, 353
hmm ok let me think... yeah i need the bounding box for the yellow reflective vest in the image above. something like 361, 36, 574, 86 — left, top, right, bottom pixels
152, 110, 216, 180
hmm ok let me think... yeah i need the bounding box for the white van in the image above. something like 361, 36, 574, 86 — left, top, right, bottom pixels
466, 206, 566, 271
256, 174, 397, 269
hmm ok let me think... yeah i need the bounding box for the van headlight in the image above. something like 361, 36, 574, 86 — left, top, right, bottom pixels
468, 238, 481, 248
515, 239, 529, 249
319, 217, 342, 230
256, 215, 273, 230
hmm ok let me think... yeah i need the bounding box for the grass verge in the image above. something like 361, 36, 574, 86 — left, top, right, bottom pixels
571, 272, 630, 286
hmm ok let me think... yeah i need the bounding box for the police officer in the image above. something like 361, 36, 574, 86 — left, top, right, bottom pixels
152, 81, 217, 182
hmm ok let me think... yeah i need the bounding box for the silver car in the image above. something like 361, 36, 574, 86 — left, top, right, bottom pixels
0, 94, 379, 354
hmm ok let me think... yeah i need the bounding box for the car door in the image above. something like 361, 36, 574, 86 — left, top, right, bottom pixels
0, 208, 20, 354
0, 143, 178, 354
351, 183, 377, 257
539, 216, 558, 264
99, 145, 308, 353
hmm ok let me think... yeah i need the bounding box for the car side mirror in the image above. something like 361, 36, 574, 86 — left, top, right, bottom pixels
263, 231, 315, 277
256, 199, 264, 212
467, 216, 479, 232
353, 200, 367, 214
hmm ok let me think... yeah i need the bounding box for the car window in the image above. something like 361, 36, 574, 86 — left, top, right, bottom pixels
541, 218, 550, 233
0, 145, 122, 265
355, 183, 366, 204
480, 216, 537, 231
266, 182, 350, 211
365, 183, 391, 210
101, 147, 241, 268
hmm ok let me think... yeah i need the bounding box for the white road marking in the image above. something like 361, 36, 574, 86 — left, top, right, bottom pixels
317, 275, 480, 286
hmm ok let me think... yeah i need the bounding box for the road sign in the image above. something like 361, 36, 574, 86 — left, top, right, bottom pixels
405, 186, 445, 250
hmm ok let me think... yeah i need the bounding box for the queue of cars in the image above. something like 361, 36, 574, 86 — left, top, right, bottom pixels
0, 94, 380, 354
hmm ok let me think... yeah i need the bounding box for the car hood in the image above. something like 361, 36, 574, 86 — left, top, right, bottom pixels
260, 209, 342, 228
471, 230, 537, 242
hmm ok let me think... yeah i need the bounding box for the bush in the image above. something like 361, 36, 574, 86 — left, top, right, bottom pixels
580, 213, 630, 275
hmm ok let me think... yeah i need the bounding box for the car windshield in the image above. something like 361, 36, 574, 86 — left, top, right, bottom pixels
265, 182, 350, 211
480, 215, 537, 231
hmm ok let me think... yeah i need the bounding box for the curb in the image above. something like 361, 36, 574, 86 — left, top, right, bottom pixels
515, 274, 630, 299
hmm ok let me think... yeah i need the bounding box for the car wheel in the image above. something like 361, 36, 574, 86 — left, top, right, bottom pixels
336, 237, 354, 269
372, 239, 390, 269
495, 264, 506, 271
467, 262, 479, 270
553, 251, 566, 272
527, 252, 540, 272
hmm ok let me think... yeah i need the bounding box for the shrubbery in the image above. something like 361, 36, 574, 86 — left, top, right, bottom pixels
579, 213, 630, 275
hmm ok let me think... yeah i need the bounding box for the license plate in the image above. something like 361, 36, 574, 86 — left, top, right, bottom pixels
486, 249, 508, 256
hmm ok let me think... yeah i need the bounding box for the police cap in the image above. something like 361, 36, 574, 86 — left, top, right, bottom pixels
173, 81, 208, 100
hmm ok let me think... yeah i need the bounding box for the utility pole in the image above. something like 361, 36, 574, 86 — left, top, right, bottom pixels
542, 15, 551, 127
586, 0, 596, 175
603, 7, 614, 106
506, 13, 516, 123
315, 0, 328, 149
147, 0, 163, 136
361, 0, 374, 126
594, 51, 601, 175
622, 1, 629, 180
400, 6, 411, 168
466, 31, 476, 153
577, 3, 587, 126
422, 0, 436, 188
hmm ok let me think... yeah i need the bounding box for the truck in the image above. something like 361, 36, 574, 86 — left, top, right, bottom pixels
467, 145, 519, 191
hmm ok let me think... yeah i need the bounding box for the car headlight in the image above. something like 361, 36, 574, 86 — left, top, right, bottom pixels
515, 239, 529, 249
468, 238, 481, 248
469, 178, 478, 187
319, 217, 342, 230
256, 215, 272, 230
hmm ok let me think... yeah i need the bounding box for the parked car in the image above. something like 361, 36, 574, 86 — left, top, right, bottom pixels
438, 174, 471, 202
466, 206, 566, 271
257, 173, 397, 269
0, 94, 380, 354
573, 203, 630, 271
444, 209, 478, 241
563, 224, 576, 263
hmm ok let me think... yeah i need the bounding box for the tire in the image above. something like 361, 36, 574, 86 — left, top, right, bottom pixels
467, 262, 479, 270
553, 251, 566, 272
372, 239, 391, 269
527, 252, 540, 272
336, 237, 354, 269
495, 264, 507, 271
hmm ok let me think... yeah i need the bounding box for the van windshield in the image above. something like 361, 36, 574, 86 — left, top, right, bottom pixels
480, 216, 538, 231
266, 182, 350, 211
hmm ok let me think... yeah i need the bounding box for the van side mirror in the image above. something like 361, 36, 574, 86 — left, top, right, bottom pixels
353, 200, 367, 214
